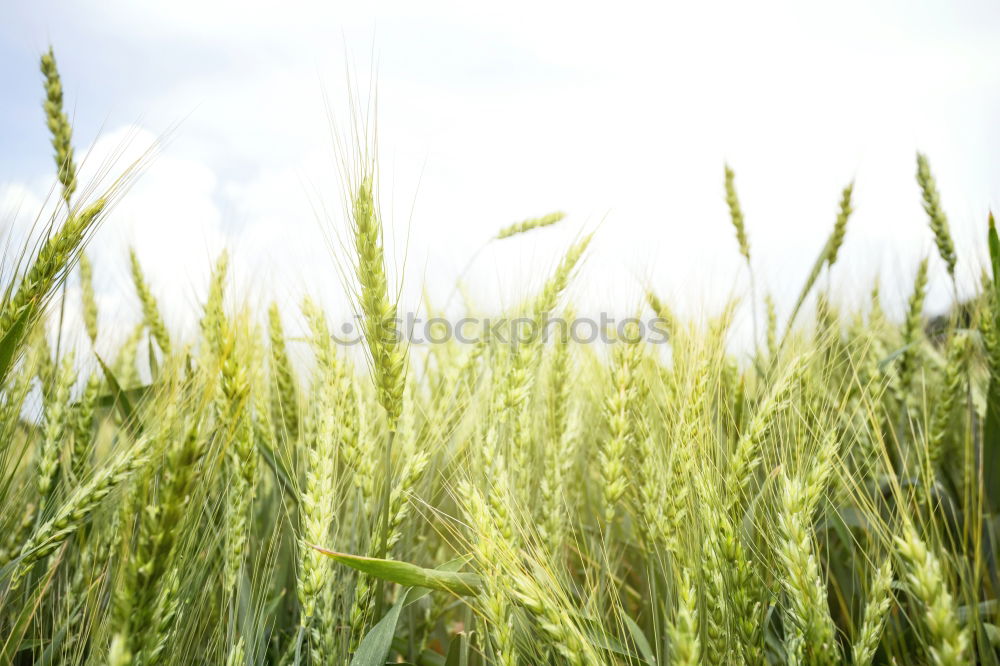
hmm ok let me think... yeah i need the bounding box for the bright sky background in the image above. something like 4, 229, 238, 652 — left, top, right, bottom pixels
2, 1, 1000, 353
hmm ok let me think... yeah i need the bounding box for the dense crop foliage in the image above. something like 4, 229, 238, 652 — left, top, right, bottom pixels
2, 49, 999, 665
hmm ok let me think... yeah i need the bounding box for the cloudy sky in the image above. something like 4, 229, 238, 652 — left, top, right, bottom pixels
2, 1, 999, 351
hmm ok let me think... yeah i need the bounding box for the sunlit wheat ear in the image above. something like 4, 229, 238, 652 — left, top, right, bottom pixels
36, 351, 76, 514
128, 248, 171, 357
765, 292, 778, 356
267, 303, 298, 441
645, 289, 677, 339
108, 633, 132, 666
508, 564, 601, 666
31, 320, 54, 391
868, 279, 887, 325
0, 198, 107, 342
301, 297, 371, 509
724, 164, 750, 263
645, 359, 709, 556
825, 181, 854, 267
725, 355, 804, 515
816, 294, 840, 345
140, 566, 184, 664
668, 571, 701, 665
600, 321, 642, 525
895, 524, 968, 666
896, 258, 929, 407
301, 297, 375, 651
250, 341, 274, 451
852, 559, 894, 666
218, 320, 256, 600
296, 347, 338, 661
916, 153, 957, 278
113, 404, 181, 660
383, 439, 429, 554
40, 48, 77, 204
350, 175, 406, 428
225, 638, 245, 666
79, 253, 99, 345
496, 211, 565, 239
0, 351, 37, 474
538, 319, 575, 547
461, 480, 518, 666
783, 182, 858, 339
13, 437, 152, 587
720, 162, 760, 345
200, 250, 229, 360
776, 431, 841, 664
926, 332, 970, 472
531, 233, 592, 320
546, 310, 573, 443
776, 474, 840, 664
696, 472, 762, 664
72, 371, 101, 476
504, 236, 592, 498
114, 322, 145, 388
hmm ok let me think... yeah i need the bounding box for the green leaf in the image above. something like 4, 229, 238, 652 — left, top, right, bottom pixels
1, 570, 50, 663
444, 633, 469, 666
417, 649, 447, 666
984, 623, 1000, 649
586, 628, 630, 657
985, 211, 1000, 511
94, 384, 151, 410
36, 623, 70, 666
350, 588, 411, 666
623, 614, 656, 663
94, 352, 142, 437
291, 625, 305, 666
311, 547, 481, 596
988, 212, 1000, 291
877, 342, 915, 372
257, 437, 297, 506
957, 598, 998, 622
406, 556, 470, 607
147, 334, 159, 381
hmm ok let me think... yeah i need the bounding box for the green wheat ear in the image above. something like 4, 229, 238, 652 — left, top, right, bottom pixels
496, 211, 565, 239
351, 174, 406, 427
129, 248, 171, 357
267, 302, 299, 441
79, 253, 99, 345
724, 164, 750, 263
826, 181, 854, 267
645, 289, 677, 338
0, 198, 107, 342
41, 47, 77, 204
916, 153, 957, 277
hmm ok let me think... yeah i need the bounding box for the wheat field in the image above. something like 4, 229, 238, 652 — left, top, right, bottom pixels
1, 48, 999, 666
